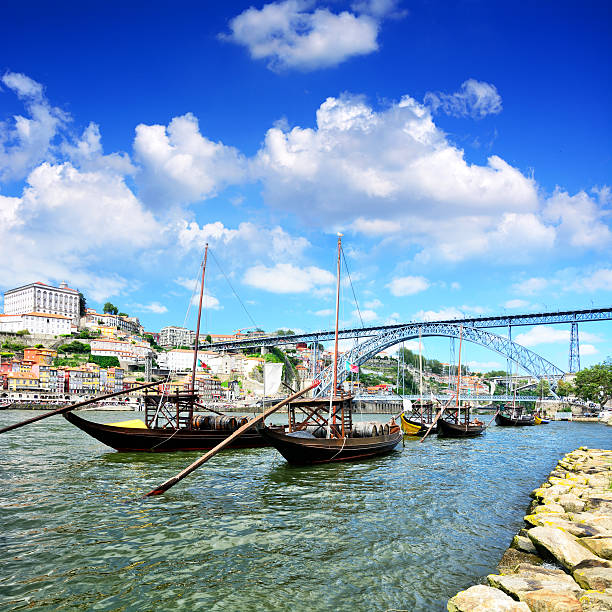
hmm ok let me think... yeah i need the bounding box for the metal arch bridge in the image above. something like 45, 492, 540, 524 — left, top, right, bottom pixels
207, 306, 612, 352
311, 322, 565, 398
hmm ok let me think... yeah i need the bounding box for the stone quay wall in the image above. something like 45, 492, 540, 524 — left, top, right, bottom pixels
448, 447, 612, 612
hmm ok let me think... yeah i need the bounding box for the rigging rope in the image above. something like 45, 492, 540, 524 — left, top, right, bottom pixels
341, 246, 364, 329
209, 249, 259, 330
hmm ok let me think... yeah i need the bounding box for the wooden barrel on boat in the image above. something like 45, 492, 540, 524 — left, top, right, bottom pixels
381, 423, 390, 436
219, 416, 237, 430
237, 416, 249, 427
353, 422, 379, 437
192, 415, 212, 429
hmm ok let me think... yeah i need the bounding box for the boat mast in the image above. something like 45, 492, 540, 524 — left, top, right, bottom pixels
327, 233, 343, 439
191, 244, 209, 396
418, 326, 423, 423
455, 325, 463, 424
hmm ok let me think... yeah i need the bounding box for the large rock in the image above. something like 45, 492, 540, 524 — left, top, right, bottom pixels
572, 560, 612, 590
447, 584, 530, 611
534, 502, 566, 514
488, 564, 583, 600
557, 494, 585, 513
528, 526, 600, 570
532, 485, 571, 500
497, 547, 543, 573
581, 536, 612, 559
572, 512, 612, 534
521, 589, 582, 612
512, 535, 538, 554
524, 514, 604, 537
580, 590, 612, 611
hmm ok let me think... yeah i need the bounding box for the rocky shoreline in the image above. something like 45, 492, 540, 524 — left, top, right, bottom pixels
448, 447, 612, 611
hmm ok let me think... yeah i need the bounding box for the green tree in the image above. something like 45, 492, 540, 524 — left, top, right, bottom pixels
205, 334, 212, 344
118, 312, 128, 317
535, 379, 551, 398
276, 329, 295, 336
556, 380, 574, 398
78, 291, 87, 317
58, 340, 90, 354
88, 355, 120, 368
573, 360, 612, 409
103, 302, 118, 315
484, 370, 507, 379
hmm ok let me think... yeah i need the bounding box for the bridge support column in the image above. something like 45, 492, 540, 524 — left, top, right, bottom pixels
569, 323, 580, 373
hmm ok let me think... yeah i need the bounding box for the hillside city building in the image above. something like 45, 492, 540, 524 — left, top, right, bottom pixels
159, 326, 196, 347
3, 281, 81, 325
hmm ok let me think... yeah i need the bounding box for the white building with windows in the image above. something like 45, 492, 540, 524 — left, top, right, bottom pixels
90, 339, 153, 364
84, 309, 143, 335
0, 312, 72, 335
159, 326, 196, 347
3, 281, 81, 325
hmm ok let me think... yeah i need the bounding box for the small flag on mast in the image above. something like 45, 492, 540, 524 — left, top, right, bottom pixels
345, 360, 359, 373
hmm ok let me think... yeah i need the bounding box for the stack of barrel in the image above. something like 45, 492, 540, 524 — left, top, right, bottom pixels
191, 414, 250, 431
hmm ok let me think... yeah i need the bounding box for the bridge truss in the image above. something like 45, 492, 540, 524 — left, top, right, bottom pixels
312, 323, 565, 398
208, 306, 612, 352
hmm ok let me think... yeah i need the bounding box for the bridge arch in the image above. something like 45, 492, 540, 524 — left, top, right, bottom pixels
313, 322, 565, 397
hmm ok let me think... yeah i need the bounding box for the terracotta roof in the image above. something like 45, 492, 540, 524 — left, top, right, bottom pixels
25, 312, 72, 319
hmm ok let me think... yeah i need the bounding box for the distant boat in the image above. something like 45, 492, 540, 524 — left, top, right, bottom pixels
436, 325, 485, 438
495, 406, 535, 426
401, 400, 438, 435
437, 413, 485, 438
0, 401, 13, 410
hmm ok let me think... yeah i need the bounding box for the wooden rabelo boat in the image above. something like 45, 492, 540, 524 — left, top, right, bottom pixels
534, 413, 549, 425
259, 394, 401, 465
60, 244, 278, 452
259, 234, 401, 465
495, 406, 536, 427
437, 404, 485, 437
401, 400, 438, 435
63, 389, 274, 452
436, 325, 485, 438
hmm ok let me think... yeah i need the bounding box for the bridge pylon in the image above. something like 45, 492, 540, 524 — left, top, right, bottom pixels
569, 322, 580, 373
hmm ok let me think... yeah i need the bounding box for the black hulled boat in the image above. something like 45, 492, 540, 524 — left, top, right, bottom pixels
63, 393, 275, 452
259, 394, 401, 465
261, 234, 401, 466
437, 403, 485, 437
495, 406, 535, 426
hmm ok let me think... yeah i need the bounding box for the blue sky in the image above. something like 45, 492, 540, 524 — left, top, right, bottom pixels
1, 0, 610, 373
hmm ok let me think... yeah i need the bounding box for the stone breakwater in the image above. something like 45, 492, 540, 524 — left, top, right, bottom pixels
448, 447, 612, 612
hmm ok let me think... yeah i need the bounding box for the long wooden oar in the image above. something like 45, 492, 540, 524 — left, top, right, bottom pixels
145, 381, 320, 497
0, 380, 162, 434
485, 408, 500, 430
419, 394, 455, 443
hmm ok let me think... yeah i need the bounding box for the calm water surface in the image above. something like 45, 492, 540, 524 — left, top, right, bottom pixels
1, 410, 610, 611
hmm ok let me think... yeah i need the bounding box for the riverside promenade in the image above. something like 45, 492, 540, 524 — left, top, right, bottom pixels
448, 447, 612, 611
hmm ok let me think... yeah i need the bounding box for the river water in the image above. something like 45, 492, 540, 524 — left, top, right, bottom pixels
1, 410, 610, 611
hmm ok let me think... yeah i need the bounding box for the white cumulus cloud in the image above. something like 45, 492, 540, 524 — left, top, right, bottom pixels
222, 0, 380, 71
135, 302, 168, 314
177, 220, 310, 264
388, 275, 429, 296
243, 263, 334, 293
134, 113, 246, 207
0, 162, 160, 300
0, 71, 69, 181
